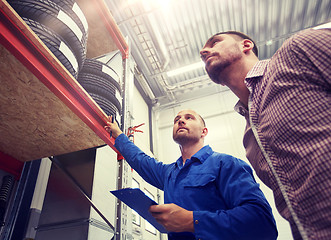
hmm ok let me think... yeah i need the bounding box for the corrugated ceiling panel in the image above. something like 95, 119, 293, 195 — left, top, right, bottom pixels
106, 0, 330, 106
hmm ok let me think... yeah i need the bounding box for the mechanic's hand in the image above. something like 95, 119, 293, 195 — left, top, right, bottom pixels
149, 203, 194, 232
104, 115, 123, 138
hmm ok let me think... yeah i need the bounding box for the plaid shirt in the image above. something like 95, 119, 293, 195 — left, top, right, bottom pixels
235, 28, 331, 240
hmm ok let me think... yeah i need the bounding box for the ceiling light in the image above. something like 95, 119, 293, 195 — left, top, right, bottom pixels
166, 61, 205, 77
266, 40, 273, 46
155, 0, 171, 8
140, 0, 171, 10
313, 21, 331, 29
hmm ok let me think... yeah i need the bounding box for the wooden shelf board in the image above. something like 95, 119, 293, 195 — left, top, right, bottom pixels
76, 0, 129, 59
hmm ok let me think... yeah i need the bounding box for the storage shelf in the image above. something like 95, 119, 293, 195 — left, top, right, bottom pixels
0, 0, 127, 163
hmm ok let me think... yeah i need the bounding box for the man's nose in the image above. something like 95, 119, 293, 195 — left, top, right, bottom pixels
200, 48, 209, 61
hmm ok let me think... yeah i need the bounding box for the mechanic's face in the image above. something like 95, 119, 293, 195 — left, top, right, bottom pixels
173, 110, 206, 145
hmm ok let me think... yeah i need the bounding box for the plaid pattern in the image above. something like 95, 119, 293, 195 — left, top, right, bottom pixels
239, 28, 331, 240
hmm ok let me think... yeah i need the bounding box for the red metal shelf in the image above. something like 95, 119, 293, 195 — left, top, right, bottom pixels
0, 0, 125, 173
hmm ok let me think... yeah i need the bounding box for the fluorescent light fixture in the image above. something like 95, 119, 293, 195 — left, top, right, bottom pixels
166, 61, 205, 77
266, 40, 273, 46
313, 21, 331, 29
156, 0, 171, 8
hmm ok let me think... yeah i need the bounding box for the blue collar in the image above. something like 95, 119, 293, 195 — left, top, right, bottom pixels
176, 145, 213, 167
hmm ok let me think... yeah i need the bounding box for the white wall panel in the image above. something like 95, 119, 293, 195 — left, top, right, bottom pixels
132, 86, 150, 153
91, 146, 118, 226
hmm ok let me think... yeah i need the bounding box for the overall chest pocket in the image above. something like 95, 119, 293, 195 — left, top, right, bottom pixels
184, 174, 216, 188
183, 174, 218, 199
182, 173, 226, 211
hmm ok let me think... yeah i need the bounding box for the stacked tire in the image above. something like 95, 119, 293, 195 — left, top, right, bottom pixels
78, 58, 122, 125
9, 0, 122, 124
8, 0, 88, 79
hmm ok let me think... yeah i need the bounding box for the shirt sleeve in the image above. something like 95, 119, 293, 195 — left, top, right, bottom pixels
114, 133, 168, 190
193, 156, 278, 240
286, 28, 331, 88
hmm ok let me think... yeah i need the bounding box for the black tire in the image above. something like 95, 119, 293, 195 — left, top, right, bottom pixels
8, 0, 87, 38
77, 72, 121, 97
23, 17, 79, 78
80, 58, 121, 91
48, 0, 88, 37
88, 92, 121, 120
80, 83, 122, 113
8, 0, 87, 70
49, 0, 76, 7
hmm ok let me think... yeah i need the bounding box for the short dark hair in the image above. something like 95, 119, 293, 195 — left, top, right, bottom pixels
213, 31, 258, 57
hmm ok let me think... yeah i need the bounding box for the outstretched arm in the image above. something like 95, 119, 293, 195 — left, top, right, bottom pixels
104, 116, 169, 190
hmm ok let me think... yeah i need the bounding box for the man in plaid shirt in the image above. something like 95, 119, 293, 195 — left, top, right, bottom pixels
200, 27, 330, 240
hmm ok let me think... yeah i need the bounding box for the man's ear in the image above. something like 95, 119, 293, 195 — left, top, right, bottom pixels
201, 127, 208, 138
242, 39, 254, 54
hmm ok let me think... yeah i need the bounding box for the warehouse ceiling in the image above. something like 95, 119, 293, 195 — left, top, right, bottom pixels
105, 0, 331, 108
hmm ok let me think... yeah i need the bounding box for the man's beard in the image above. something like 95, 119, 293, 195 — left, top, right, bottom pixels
173, 133, 199, 146
206, 60, 232, 84
205, 47, 242, 84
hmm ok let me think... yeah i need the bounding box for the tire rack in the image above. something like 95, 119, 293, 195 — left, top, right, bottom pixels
0, 0, 131, 239
0, 0, 129, 164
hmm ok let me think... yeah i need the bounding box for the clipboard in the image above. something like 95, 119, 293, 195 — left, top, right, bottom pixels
110, 188, 167, 233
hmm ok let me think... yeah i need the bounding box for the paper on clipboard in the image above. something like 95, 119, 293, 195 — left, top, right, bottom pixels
110, 188, 167, 233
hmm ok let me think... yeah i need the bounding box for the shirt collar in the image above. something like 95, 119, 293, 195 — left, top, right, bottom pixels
175, 145, 213, 167
244, 59, 270, 88
234, 59, 270, 117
